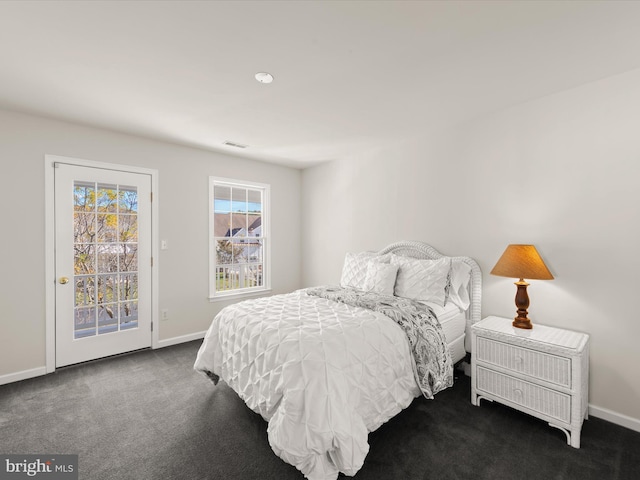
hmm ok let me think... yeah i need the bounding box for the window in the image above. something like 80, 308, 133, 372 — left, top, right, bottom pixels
209, 177, 270, 299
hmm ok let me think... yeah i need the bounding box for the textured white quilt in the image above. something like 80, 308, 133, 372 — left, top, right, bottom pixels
194, 290, 424, 479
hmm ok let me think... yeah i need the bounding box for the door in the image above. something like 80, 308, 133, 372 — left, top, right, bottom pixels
55, 163, 152, 367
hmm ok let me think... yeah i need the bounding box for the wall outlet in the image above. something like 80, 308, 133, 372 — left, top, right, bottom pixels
161, 309, 169, 321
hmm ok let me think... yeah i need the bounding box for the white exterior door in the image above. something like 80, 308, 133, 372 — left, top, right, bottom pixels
54, 163, 152, 367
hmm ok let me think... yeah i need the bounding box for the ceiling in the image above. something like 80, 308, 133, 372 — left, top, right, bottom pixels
1, 1, 640, 169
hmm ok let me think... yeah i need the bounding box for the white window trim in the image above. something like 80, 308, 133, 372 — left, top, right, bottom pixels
208, 176, 271, 301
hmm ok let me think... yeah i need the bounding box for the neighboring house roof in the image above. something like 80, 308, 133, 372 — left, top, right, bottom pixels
248, 216, 262, 232
214, 213, 261, 237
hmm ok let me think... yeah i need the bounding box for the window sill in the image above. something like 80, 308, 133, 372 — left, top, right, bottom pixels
208, 288, 272, 303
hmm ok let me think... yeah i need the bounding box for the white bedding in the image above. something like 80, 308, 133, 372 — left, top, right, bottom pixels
421, 301, 466, 363
421, 301, 465, 342
194, 290, 425, 480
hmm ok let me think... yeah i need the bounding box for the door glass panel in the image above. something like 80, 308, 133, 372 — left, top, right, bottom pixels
97, 274, 117, 303
97, 213, 118, 242
74, 307, 96, 338
75, 275, 95, 307
119, 245, 138, 272
74, 244, 95, 275
120, 302, 138, 329
119, 186, 138, 213
120, 274, 138, 301
97, 245, 119, 272
73, 181, 139, 339
74, 212, 96, 242
74, 182, 95, 211
97, 184, 118, 212
98, 304, 118, 334
119, 214, 138, 242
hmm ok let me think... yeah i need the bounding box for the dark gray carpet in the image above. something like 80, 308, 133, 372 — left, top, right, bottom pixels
1, 340, 638, 479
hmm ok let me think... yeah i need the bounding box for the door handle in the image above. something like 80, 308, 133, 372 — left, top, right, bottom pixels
59, 277, 70, 284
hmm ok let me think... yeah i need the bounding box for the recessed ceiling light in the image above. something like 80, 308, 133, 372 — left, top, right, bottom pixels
255, 72, 274, 84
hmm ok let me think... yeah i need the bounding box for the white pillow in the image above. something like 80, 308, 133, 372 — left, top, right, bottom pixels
363, 261, 399, 296
446, 260, 472, 310
340, 252, 390, 290
391, 255, 450, 306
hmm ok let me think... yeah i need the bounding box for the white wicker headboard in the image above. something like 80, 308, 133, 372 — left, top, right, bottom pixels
377, 241, 482, 351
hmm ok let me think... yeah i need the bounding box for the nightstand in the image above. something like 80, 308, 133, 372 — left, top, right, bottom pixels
471, 316, 589, 448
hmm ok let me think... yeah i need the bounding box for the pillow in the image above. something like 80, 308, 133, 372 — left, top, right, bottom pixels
340, 252, 390, 290
363, 261, 399, 296
446, 260, 472, 310
391, 255, 450, 306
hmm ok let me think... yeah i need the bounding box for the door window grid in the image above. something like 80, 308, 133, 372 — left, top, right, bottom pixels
73, 182, 139, 338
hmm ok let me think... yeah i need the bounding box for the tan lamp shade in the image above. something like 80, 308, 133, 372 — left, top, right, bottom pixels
490, 244, 554, 280
491, 244, 553, 329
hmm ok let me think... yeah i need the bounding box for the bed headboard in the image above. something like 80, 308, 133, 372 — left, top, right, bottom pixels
377, 241, 482, 350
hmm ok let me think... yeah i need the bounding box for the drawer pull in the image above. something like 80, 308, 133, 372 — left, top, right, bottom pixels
514, 355, 524, 364
513, 388, 523, 397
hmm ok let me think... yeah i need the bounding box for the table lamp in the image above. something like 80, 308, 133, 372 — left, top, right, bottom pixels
490, 244, 554, 329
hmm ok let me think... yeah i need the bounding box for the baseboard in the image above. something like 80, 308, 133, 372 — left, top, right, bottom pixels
589, 404, 640, 433
0, 334, 206, 386
0, 366, 47, 386
461, 363, 639, 434
156, 330, 206, 349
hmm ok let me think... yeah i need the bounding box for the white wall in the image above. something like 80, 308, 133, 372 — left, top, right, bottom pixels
0, 109, 301, 377
2, 65, 638, 428
302, 68, 640, 424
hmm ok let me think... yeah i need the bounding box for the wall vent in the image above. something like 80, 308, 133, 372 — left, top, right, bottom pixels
223, 141, 248, 149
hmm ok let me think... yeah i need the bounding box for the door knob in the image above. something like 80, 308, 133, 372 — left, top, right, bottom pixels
59, 277, 70, 284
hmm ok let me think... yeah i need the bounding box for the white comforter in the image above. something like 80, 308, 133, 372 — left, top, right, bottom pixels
194, 290, 421, 479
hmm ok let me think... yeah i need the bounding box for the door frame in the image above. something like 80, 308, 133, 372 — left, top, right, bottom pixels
44, 154, 160, 373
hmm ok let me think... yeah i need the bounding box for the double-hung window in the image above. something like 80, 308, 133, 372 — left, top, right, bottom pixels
209, 177, 270, 299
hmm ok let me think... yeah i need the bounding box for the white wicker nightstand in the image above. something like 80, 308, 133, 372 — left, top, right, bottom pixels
471, 316, 589, 448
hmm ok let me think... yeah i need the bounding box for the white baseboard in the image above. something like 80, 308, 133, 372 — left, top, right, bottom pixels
0, 366, 47, 386
589, 404, 640, 433
0, 333, 206, 386
462, 367, 639, 433
155, 330, 206, 349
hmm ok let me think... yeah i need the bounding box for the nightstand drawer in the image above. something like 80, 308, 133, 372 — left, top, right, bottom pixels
476, 337, 571, 388
477, 366, 571, 424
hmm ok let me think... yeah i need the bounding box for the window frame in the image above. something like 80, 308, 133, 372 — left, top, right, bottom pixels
208, 176, 271, 301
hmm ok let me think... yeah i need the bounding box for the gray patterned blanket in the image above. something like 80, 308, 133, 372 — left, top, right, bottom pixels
306, 286, 453, 398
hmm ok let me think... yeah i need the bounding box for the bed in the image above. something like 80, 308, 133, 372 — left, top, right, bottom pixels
194, 241, 481, 479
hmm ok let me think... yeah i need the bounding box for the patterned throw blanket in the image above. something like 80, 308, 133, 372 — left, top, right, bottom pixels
306, 286, 453, 399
